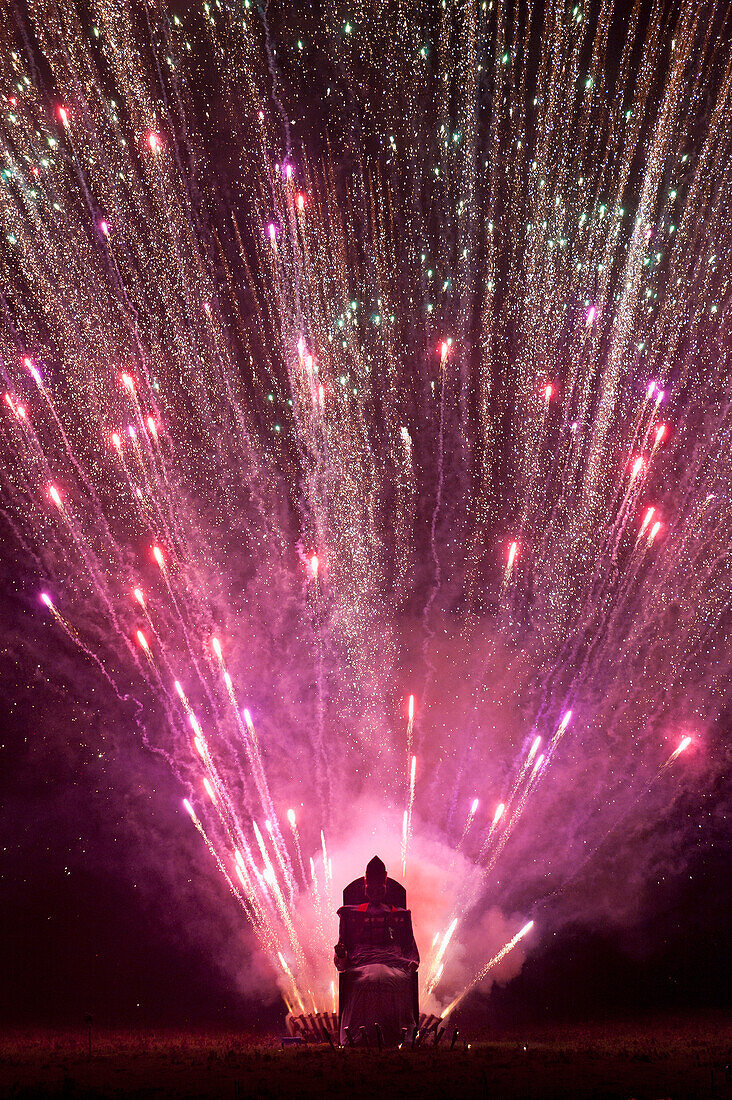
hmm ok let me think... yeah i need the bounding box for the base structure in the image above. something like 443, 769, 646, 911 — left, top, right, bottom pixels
285, 1010, 444, 1045
285, 1011, 337, 1042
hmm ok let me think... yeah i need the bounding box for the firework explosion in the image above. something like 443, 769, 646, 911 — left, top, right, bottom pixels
1, 0, 730, 1018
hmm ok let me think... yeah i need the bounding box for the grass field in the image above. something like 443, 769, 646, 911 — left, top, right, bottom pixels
0, 1015, 729, 1098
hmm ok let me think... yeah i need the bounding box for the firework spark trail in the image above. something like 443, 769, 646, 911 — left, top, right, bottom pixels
477, 799, 506, 861
424, 915, 459, 997
41, 481, 141, 656
287, 808, 308, 887
182, 798, 253, 914
421, 341, 451, 694
308, 553, 332, 815
402, 754, 417, 878
39, 592, 129, 699
440, 921, 535, 1019
455, 797, 480, 854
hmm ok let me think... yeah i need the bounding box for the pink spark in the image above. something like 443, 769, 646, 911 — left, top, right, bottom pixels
297, 193, 306, 211
586, 305, 597, 326
152, 544, 165, 571
649, 520, 662, 543
48, 484, 63, 510
646, 381, 656, 400
57, 105, 69, 128
440, 340, 450, 359
267, 223, 277, 243
492, 802, 505, 826
40, 592, 54, 609
630, 456, 644, 482
99, 220, 109, 236
25, 358, 42, 387
147, 132, 161, 152
133, 587, 145, 607
121, 372, 136, 394
183, 798, 196, 820
408, 694, 414, 721
655, 423, 667, 444
639, 506, 655, 536
507, 540, 518, 571
470, 798, 479, 816
136, 629, 150, 653
146, 416, 158, 440
310, 554, 319, 578
211, 636, 223, 661
111, 432, 122, 452
544, 383, 554, 404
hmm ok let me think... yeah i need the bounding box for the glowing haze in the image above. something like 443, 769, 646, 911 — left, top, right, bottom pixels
0, 0, 729, 1017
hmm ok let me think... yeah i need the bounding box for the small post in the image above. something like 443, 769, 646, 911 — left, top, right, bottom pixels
360, 1025, 370, 1048
84, 1014, 93, 1059
450, 1028, 459, 1051
345, 1027, 355, 1047
411, 1028, 419, 1050
433, 1027, 445, 1047
375, 1023, 383, 1051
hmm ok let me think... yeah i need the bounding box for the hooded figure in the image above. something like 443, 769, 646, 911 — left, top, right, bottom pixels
334, 856, 419, 1045
364, 855, 388, 902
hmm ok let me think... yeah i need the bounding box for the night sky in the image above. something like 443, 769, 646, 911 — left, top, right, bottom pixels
1, 0, 731, 1034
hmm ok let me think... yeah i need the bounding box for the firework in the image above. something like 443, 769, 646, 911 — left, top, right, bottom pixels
0, 0, 719, 1024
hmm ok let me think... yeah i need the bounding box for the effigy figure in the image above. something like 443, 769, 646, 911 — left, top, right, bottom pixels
334, 855, 419, 1046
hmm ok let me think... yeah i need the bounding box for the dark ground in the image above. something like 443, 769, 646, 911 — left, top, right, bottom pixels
0, 1016, 730, 1099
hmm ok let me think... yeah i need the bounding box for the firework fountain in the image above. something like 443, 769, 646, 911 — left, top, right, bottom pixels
1, 0, 730, 1023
